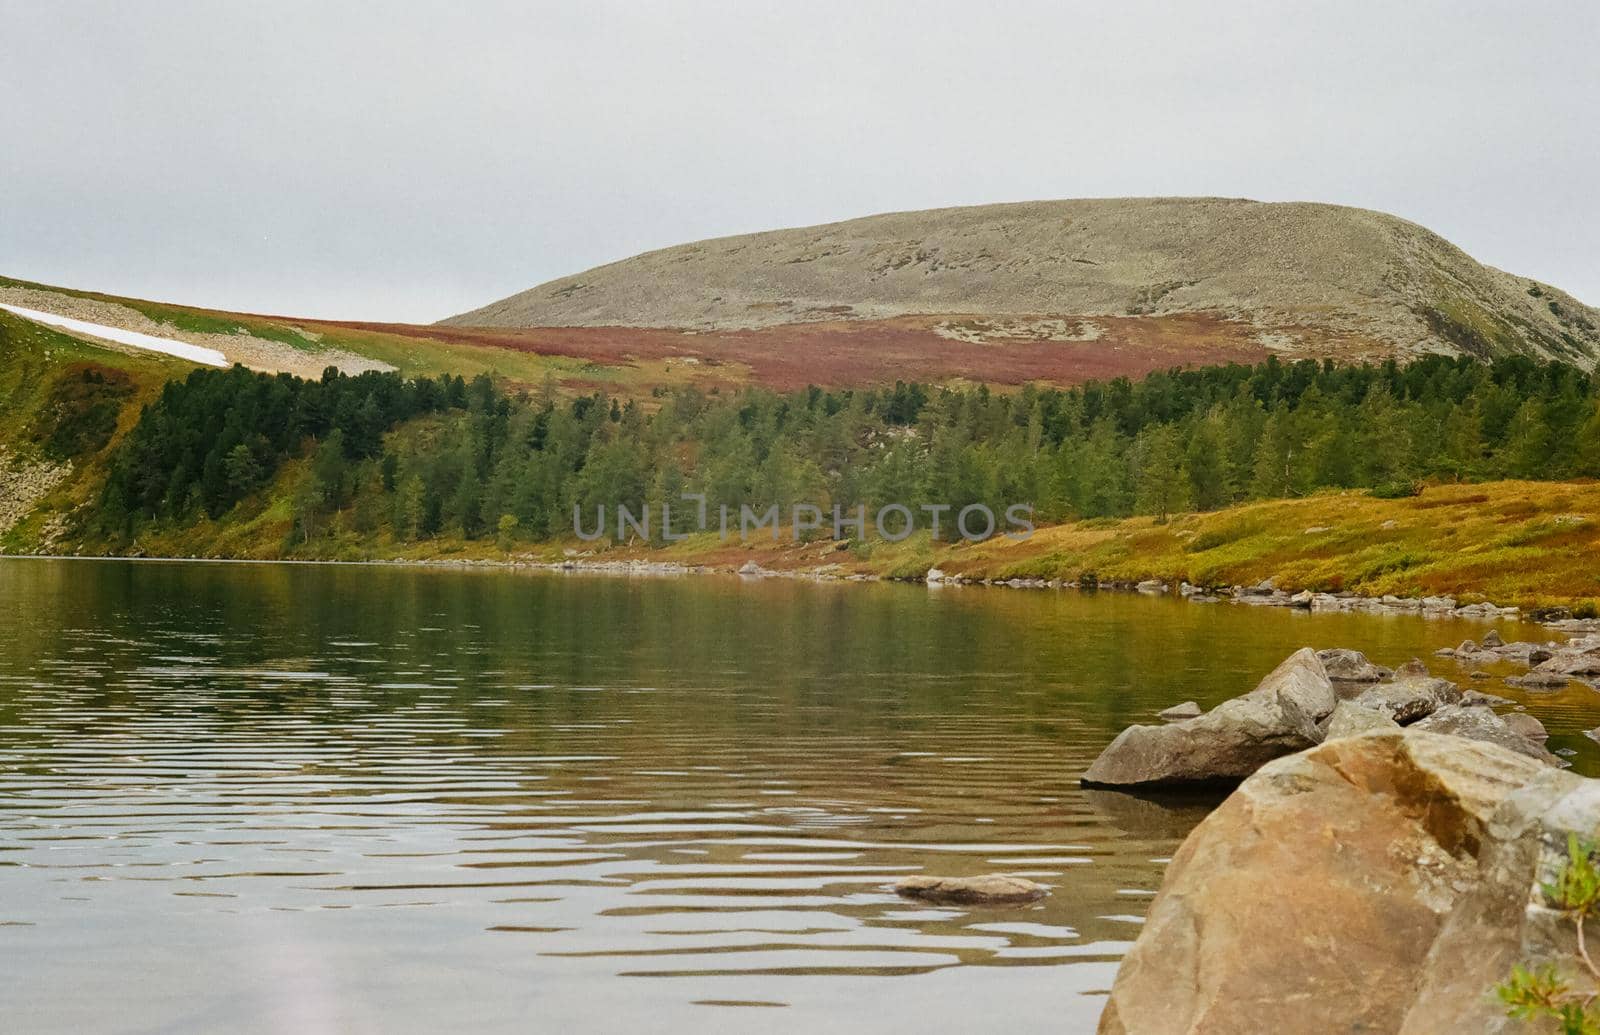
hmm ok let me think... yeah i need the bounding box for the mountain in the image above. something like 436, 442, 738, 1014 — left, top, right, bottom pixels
442, 198, 1600, 367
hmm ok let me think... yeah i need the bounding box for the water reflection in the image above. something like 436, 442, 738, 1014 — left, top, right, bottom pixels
0, 558, 1592, 1033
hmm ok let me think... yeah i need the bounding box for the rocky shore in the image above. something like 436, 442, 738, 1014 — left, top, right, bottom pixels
1088, 645, 1600, 1032
1081, 647, 1562, 790
1098, 728, 1599, 1033
288, 553, 1599, 633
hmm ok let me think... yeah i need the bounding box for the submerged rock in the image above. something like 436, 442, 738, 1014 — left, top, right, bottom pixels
1506, 670, 1572, 690
893, 874, 1047, 905
1081, 788, 1223, 840
1081, 648, 1334, 788
1098, 731, 1548, 1035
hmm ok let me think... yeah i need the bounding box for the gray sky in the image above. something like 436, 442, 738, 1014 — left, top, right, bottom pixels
3, 0, 1596, 323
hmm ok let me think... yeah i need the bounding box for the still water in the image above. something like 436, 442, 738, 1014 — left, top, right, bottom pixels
2, 558, 1596, 1033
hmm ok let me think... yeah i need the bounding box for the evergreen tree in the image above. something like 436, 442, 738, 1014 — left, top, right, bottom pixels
1136, 425, 1189, 523
1499, 399, 1552, 478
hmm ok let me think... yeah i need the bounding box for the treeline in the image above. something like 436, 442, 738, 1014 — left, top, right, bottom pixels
101, 366, 479, 523
97, 354, 1600, 548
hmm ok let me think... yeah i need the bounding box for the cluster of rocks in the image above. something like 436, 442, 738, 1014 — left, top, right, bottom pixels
0, 446, 71, 541
1437, 627, 1600, 691
1177, 577, 1524, 620
1082, 647, 1559, 789
920, 568, 1558, 629
1099, 730, 1600, 1034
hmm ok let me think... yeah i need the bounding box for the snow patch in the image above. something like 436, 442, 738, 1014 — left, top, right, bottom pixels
0, 302, 228, 367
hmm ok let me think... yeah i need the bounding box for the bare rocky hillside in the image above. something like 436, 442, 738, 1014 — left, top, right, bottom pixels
443, 198, 1600, 365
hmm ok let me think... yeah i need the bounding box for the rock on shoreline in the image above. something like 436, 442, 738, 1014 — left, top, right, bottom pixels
1081, 648, 1336, 788
1098, 730, 1573, 1034
1081, 646, 1561, 789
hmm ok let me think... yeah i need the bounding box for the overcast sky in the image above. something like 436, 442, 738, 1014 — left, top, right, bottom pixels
2, 1, 1596, 323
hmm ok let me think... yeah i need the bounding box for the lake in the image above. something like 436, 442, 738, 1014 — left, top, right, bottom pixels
3, 558, 1596, 1033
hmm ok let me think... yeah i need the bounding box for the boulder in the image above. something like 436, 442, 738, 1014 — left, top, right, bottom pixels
1135, 579, 1167, 594
1098, 732, 1548, 1035
1533, 646, 1600, 677
1351, 675, 1462, 724
924, 567, 947, 584
1323, 700, 1401, 739
1481, 628, 1505, 648
737, 560, 765, 576
1412, 705, 1562, 766
1474, 639, 1556, 664
1316, 647, 1392, 684
1081, 649, 1335, 788
1157, 701, 1201, 722
1507, 671, 1573, 690
893, 874, 1047, 905
1499, 711, 1548, 742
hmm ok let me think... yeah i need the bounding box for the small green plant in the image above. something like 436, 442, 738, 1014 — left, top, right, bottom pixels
1370, 480, 1421, 500
1497, 833, 1600, 1032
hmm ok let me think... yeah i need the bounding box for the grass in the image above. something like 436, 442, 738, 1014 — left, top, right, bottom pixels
0, 309, 194, 550
50, 475, 1600, 613
511, 481, 1600, 611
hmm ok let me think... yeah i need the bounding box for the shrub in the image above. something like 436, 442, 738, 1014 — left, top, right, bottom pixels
1497, 833, 1600, 1032
1371, 480, 1421, 499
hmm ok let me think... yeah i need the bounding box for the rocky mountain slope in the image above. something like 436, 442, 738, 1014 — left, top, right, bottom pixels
444, 198, 1600, 366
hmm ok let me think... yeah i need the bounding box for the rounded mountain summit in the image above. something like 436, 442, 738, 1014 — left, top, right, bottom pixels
442, 198, 1599, 373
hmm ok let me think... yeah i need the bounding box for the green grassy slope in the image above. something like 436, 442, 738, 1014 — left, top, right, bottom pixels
0, 309, 198, 550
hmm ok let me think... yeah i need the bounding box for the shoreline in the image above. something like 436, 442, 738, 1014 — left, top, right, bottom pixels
12, 548, 1598, 634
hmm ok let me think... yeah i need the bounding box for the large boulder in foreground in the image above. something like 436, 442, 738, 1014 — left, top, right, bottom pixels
1081, 648, 1335, 787
1099, 731, 1550, 1034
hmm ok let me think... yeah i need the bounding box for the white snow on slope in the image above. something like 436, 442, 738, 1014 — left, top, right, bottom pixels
0, 302, 228, 367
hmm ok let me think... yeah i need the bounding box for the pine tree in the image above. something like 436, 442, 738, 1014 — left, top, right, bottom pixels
1438, 400, 1485, 481
1184, 413, 1229, 511
1574, 401, 1600, 478
1499, 399, 1552, 478
1137, 425, 1189, 523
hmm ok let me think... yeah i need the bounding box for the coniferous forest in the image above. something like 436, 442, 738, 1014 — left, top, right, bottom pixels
95, 354, 1600, 549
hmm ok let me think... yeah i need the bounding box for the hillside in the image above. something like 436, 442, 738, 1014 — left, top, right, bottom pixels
443, 198, 1600, 367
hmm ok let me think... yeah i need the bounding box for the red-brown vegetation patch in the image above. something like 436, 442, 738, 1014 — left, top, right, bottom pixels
318, 312, 1339, 391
